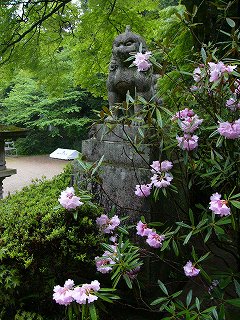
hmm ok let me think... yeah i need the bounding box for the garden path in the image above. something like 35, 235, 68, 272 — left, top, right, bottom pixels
3, 155, 67, 197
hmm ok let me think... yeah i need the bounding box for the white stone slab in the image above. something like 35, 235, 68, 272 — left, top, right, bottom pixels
50, 148, 79, 160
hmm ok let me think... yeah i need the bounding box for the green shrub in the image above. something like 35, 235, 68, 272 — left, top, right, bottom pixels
0, 165, 103, 319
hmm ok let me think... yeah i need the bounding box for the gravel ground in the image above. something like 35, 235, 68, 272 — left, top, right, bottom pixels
3, 155, 68, 197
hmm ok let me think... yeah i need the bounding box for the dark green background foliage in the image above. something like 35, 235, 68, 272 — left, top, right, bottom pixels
0, 70, 105, 155
0, 165, 103, 319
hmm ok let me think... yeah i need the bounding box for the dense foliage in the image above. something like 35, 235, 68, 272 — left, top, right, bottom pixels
0, 165, 104, 319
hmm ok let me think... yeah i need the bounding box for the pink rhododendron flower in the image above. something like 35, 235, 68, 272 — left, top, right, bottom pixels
58, 187, 83, 210
135, 184, 152, 197
95, 256, 115, 274
183, 261, 200, 277
179, 115, 203, 133
96, 214, 120, 233
109, 234, 118, 243
226, 97, 240, 111
209, 192, 231, 217
177, 134, 199, 151
136, 221, 153, 237
151, 172, 173, 188
208, 62, 237, 82
150, 160, 173, 173
160, 160, 173, 172
172, 108, 195, 121
150, 160, 161, 173
218, 119, 240, 139
193, 67, 202, 82
146, 231, 165, 248
133, 51, 152, 71
53, 279, 75, 306
71, 280, 100, 305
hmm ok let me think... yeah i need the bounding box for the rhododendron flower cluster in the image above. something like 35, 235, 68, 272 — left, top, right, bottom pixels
172, 108, 202, 151
96, 214, 120, 234
218, 119, 240, 139
95, 243, 119, 274
209, 193, 231, 217
176, 134, 199, 151
53, 280, 100, 305
136, 220, 165, 249
183, 261, 200, 277
208, 61, 236, 82
225, 97, 240, 111
58, 187, 83, 210
193, 61, 237, 85
133, 51, 152, 72
135, 184, 152, 197
95, 248, 117, 274
135, 160, 173, 197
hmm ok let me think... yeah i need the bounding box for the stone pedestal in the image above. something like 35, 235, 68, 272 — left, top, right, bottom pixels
0, 125, 28, 198
80, 124, 154, 222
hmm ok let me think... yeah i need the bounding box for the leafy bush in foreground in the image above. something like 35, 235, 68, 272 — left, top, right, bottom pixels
0, 165, 103, 319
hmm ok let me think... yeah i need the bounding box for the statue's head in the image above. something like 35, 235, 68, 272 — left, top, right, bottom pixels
112, 26, 148, 60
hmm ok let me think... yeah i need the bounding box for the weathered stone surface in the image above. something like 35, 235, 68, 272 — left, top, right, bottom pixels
78, 124, 153, 220
82, 139, 150, 167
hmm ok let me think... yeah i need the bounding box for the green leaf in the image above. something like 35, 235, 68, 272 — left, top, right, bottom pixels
150, 297, 169, 306
158, 280, 169, 296
186, 290, 192, 308
226, 18, 235, 28
226, 298, 240, 307
204, 228, 212, 243
91, 155, 104, 176
195, 297, 200, 311
197, 251, 210, 263
176, 222, 192, 229
188, 209, 194, 225
172, 240, 179, 256
201, 47, 207, 63
123, 274, 132, 289
89, 303, 98, 320
183, 231, 193, 245
230, 200, 240, 209
156, 109, 163, 128
229, 193, 240, 199
234, 279, 240, 297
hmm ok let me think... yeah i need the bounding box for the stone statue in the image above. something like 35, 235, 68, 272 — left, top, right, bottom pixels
107, 26, 156, 118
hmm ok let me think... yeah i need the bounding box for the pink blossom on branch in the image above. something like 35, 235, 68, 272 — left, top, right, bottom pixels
95, 256, 115, 274
209, 192, 231, 217
53, 279, 75, 306
208, 61, 237, 82
96, 214, 120, 234
172, 108, 195, 121
135, 184, 152, 197
226, 97, 240, 111
179, 115, 203, 133
71, 280, 100, 304
150, 160, 173, 173
146, 231, 165, 248
151, 172, 173, 188
183, 261, 200, 277
160, 160, 173, 172
133, 51, 152, 71
193, 67, 203, 83
58, 187, 83, 210
136, 220, 153, 237
218, 119, 240, 139
177, 134, 199, 151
